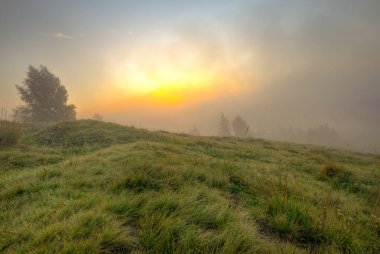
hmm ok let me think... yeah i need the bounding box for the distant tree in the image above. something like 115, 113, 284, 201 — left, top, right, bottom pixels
232, 115, 250, 138
189, 126, 200, 136
14, 65, 76, 122
92, 113, 104, 121
218, 113, 231, 137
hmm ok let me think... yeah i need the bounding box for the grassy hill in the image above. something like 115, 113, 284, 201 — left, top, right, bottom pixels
0, 120, 379, 253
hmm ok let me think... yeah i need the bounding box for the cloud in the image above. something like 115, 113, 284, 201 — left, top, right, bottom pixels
53, 32, 74, 39
49, 32, 86, 40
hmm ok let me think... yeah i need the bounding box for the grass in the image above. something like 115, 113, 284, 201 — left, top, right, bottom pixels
0, 120, 379, 253
0, 107, 21, 147
0, 120, 20, 147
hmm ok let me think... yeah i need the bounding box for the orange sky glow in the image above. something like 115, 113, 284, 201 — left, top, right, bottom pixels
78, 40, 252, 115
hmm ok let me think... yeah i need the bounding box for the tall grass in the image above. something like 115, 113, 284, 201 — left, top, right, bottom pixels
0, 107, 20, 146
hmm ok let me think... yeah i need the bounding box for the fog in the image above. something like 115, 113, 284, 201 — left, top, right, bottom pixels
1, 0, 379, 152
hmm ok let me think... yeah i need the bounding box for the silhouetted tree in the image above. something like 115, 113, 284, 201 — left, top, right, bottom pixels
15, 65, 76, 122
189, 126, 200, 136
92, 113, 104, 121
232, 115, 249, 138
218, 113, 231, 137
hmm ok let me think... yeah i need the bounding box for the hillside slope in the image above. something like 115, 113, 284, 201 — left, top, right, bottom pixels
0, 120, 379, 253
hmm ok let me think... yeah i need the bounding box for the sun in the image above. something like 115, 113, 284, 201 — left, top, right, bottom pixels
108, 39, 245, 107
113, 58, 219, 106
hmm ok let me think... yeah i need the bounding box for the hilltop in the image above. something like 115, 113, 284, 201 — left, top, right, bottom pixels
0, 120, 379, 253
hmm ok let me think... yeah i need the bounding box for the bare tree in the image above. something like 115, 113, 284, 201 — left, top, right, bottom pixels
218, 113, 231, 137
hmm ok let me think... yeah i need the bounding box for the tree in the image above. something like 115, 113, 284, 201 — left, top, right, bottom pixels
189, 126, 200, 136
15, 65, 76, 122
92, 113, 104, 121
218, 113, 231, 137
232, 115, 250, 138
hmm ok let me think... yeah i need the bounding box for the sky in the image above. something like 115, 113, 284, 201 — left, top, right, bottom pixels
1, 0, 380, 151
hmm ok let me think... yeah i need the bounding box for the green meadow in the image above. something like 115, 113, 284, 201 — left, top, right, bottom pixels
0, 120, 379, 253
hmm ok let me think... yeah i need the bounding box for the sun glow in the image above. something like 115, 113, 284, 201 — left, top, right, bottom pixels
109, 41, 232, 105
113, 60, 221, 106
79, 40, 253, 115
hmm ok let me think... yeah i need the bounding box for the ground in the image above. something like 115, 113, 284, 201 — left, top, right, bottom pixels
0, 120, 379, 253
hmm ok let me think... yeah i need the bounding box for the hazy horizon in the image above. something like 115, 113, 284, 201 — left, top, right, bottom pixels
1, 0, 380, 152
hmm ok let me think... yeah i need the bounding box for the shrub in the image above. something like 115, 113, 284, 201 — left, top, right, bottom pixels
0, 120, 21, 146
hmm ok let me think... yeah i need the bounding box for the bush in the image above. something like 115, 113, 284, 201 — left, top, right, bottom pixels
0, 120, 21, 146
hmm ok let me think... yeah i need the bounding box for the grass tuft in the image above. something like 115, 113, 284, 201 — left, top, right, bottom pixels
320, 162, 343, 178
265, 197, 327, 246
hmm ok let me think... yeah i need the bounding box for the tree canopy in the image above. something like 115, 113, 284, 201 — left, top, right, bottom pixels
15, 65, 76, 122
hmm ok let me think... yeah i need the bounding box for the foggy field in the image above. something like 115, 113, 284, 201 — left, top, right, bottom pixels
0, 120, 379, 253
1, 1, 380, 253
